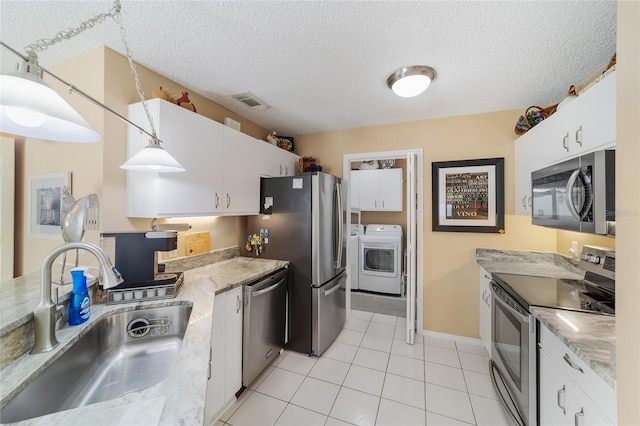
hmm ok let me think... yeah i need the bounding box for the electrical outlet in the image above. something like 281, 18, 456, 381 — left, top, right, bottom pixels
569, 241, 579, 257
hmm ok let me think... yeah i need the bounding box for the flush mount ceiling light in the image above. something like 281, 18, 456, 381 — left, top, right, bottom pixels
0, 1, 185, 172
387, 65, 437, 98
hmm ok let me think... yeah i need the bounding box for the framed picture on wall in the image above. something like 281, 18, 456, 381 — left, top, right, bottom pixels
432, 158, 505, 233
28, 172, 71, 239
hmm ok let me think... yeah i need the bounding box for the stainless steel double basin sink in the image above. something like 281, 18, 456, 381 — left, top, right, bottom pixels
0, 303, 192, 423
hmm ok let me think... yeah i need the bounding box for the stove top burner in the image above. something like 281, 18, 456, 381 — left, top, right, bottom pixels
492, 273, 615, 315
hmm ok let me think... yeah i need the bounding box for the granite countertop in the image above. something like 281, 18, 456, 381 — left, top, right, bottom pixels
532, 307, 616, 388
476, 248, 615, 387
1, 267, 100, 336
0, 256, 288, 425
476, 248, 584, 279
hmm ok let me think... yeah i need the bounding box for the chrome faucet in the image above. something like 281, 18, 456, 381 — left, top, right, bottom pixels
31, 241, 123, 355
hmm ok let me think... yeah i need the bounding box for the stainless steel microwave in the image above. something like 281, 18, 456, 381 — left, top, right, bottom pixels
531, 150, 615, 235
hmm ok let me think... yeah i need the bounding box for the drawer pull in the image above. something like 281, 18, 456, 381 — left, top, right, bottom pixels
563, 133, 569, 152
557, 385, 566, 415
574, 407, 584, 426
563, 353, 584, 374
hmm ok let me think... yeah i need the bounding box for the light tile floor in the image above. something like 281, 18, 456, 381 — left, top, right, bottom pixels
218, 310, 511, 426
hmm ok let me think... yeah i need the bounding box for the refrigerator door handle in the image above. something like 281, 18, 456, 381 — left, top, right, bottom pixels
335, 182, 344, 270
323, 278, 342, 296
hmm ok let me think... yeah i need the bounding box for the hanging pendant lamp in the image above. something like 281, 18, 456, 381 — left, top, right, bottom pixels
120, 137, 185, 173
0, 1, 185, 173
0, 59, 100, 142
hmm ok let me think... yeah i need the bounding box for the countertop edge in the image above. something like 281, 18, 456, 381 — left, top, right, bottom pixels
0, 257, 289, 425
532, 307, 616, 388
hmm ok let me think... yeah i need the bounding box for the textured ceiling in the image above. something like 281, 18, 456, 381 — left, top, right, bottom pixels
0, 1, 617, 137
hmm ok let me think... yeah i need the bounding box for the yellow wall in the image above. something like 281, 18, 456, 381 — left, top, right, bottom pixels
20, 49, 106, 275
556, 229, 615, 258
294, 110, 559, 337
17, 47, 270, 275
615, 1, 640, 423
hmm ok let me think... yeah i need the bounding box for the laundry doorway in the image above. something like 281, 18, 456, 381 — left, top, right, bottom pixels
343, 150, 423, 344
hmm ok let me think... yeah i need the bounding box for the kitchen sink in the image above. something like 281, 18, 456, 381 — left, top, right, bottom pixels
0, 303, 192, 423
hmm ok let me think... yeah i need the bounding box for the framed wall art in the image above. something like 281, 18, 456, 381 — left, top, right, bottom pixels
432, 158, 504, 233
28, 172, 71, 239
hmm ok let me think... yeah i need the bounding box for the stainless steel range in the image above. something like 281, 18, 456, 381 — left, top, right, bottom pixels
489, 245, 615, 426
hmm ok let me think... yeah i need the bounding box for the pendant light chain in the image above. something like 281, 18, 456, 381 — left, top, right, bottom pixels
21, 0, 158, 142
23, 2, 121, 60
111, 1, 158, 141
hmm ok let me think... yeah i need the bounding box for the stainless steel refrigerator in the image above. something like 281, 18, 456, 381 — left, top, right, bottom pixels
246, 172, 347, 356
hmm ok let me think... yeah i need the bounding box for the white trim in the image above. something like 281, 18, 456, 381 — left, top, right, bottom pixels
343, 149, 424, 343
422, 329, 485, 346
1, 136, 15, 281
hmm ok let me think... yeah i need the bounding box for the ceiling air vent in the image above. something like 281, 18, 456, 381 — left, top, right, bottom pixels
230, 91, 271, 111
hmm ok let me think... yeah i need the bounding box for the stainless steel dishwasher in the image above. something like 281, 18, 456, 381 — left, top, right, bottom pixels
242, 268, 288, 387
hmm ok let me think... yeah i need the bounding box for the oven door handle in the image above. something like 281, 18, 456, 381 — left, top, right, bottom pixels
491, 285, 529, 323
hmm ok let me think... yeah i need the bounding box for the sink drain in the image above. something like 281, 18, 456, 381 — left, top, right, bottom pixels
127, 318, 151, 338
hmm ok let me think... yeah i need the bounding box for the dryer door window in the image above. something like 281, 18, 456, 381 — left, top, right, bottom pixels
361, 243, 398, 277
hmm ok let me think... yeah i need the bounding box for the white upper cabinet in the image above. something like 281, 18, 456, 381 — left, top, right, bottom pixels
514, 71, 616, 216
126, 99, 224, 217
221, 126, 261, 215
258, 143, 299, 178
126, 99, 299, 218
350, 170, 361, 210
353, 168, 403, 211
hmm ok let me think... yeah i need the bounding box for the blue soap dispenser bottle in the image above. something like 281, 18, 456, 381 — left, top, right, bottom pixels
69, 267, 90, 325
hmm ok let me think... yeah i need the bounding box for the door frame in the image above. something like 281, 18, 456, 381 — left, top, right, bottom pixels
343, 149, 424, 339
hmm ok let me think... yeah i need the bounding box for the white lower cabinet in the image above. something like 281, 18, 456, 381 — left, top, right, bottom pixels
538, 324, 616, 426
478, 267, 492, 355
204, 286, 243, 425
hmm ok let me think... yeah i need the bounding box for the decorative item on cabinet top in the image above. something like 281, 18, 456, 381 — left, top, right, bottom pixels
151, 87, 197, 113
514, 102, 559, 136
266, 131, 295, 152
298, 156, 322, 173
152, 87, 176, 104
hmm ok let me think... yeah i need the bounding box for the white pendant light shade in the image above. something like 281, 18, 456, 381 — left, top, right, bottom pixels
120, 139, 185, 173
387, 65, 437, 98
0, 63, 101, 142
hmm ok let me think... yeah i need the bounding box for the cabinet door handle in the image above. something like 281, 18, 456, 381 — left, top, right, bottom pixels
557, 385, 566, 415
215, 192, 220, 209
285, 166, 288, 176
279, 165, 283, 176
563, 353, 584, 374
374, 200, 377, 208
226, 193, 231, 208
522, 195, 527, 209
207, 362, 211, 380
528, 196, 532, 207
575, 126, 583, 146
563, 133, 569, 152
382, 200, 385, 208
574, 408, 584, 426
237, 295, 241, 313
484, 274, 491, 280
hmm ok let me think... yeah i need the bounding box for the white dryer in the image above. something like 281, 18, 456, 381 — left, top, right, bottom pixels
358, 224, 403, 295
349, 224, 365, 290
